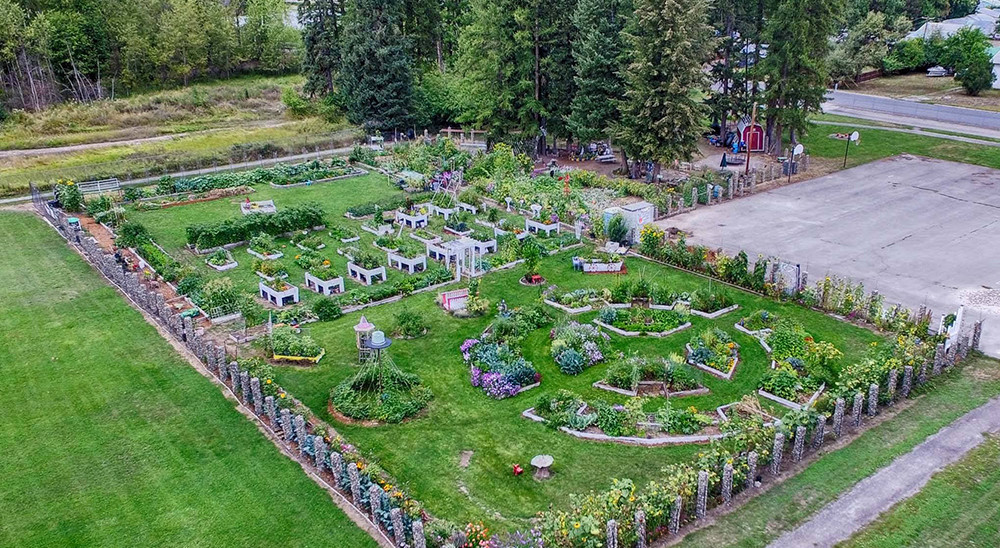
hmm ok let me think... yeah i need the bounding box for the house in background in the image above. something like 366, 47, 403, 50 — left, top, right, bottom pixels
991, 47, 1000, 90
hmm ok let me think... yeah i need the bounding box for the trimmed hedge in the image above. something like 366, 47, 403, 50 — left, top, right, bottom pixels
186, 203, 325, 249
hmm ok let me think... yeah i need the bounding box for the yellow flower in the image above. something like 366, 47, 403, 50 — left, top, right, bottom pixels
384, 484, 393, 492
279, 393, 286, 399
266, 379, 272, 384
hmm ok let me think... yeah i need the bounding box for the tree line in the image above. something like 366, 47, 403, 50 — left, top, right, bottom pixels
0, 0, 300, 111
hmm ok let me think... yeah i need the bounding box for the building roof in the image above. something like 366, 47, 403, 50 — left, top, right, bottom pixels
906, 8, 999, 40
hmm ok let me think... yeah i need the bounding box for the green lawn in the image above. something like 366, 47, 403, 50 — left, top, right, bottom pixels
0, 211, 377, 547
673, 354, 1000, 548
801, 121, 1000, 171
841, 433, 1000, 548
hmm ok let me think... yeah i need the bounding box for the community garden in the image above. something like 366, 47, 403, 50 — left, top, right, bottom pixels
45, 140, 968, 546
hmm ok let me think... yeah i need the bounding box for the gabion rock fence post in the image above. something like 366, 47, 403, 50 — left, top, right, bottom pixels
833, 398, 845, 437
771, 433, 785, 475
852, 393, 864, 427
696, 471, 708, 518
867, 383, 879, 417
722, 463, 734, 504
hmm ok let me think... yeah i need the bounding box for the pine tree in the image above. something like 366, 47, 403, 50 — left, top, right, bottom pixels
565, 0, 630, 144
614, 0, 714, 170
338, 0, 415, 133
299, 0, 342, 96
759, 0, 840, 153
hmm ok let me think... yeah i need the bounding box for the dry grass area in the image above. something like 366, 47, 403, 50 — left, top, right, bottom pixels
854, 73, 1000, 112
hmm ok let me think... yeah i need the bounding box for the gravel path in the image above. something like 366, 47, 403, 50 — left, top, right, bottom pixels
768, 395, 1000, 548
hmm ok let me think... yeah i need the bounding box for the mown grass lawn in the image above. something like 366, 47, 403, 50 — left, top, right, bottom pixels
673, 354, 1000, 548
841, 433, 1000, 548
800, 121, 1000, 171
0, 211, 377, 547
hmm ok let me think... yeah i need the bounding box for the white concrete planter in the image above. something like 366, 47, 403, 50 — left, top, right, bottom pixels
256, 270, 288, 282
209, 311, 243, 325
430, 204, 457, 219
690, 303, 740, 319
295, 242, 326, 252
247, 248, 283, 260
443, 226, 473, 237
409, 232, 441, 245
386, 251, 427, 274
471, 238, 497, 254
650, 303, 676, 310
734, 321, 771, 339
426, 242, 458, 263
347, 262, 387, 285
457, 202, 479, 214
205, 253, 238, 271
305, 271, 345, 295
259, 281, 299, 307
607, 303, 633, 309
339, 236, 361, 243
395, 210, 428, 229
525, 218, 560, 236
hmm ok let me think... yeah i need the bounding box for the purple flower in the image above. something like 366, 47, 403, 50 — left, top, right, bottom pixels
470, 365, 484, 388
482, 373, 520, 399
461, 338, 480, 360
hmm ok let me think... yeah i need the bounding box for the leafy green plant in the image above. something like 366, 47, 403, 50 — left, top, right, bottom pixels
270, 326, 323, 358
393, 310, 427, 338
606, 213, 628, 243
311, 299, 342, 322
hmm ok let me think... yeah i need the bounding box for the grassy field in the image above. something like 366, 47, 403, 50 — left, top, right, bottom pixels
127, 173, 885, 530
800, 120, 1000, 171
0, 211, 377, 547
841, 433, 1000, 548
672, 354, 1000, 548
0, 74, 359, 198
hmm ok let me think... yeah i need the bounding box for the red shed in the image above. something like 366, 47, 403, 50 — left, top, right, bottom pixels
737, 117, 765, 152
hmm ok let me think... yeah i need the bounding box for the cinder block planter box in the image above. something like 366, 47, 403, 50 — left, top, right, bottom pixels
205, 254, 238, 272
247, 248, 283, 261
430, 204, 457, 219
395, 210, 428, 229
426, 242, 458, 263
259, 281, 299, 307
471, 238, 497, 253
685, 343, 740, 380
305, 271, 345, 295
690, 304, 739, 319
757, 384, 825, 411
593, 319, 692, 338
525, 218, 560, 236
443, 226, 473, 237
387, 251, 427, 274
256, 270, 289, 282
347, 262, 387, 285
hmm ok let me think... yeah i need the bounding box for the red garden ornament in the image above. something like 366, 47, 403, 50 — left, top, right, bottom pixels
512, 463, 524, 476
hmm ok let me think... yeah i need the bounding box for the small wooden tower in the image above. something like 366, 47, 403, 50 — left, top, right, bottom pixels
354, 315, 375, 362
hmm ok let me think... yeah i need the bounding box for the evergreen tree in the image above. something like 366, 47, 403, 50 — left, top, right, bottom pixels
338, 0, 415, 133
614, 0, 714, 171
759, 0, 840, 153
565, 0, 629, 144
299, 0, 342, 96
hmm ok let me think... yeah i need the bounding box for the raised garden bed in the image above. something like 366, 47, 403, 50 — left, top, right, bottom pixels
395, 210, 428, 229
204, 249, 237, 271
304, 271, 345, 295
386, 251, 427, 274
361, 224, 394, 237
247, 248, 283, 261
594, 355, 708, 398
685, 328, 740, 380
259, 280, 299, 307
347, 262, 387, 285
409, 229, 441, 245
525, 218, 560, 237
594, 306, 692, 338
691, 303, 740, 319
240, 200, 277, 215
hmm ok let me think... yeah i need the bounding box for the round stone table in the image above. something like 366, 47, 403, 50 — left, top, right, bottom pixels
531, 454, 554, 480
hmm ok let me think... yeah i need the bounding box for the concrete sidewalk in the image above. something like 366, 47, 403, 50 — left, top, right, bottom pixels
768, 395, 1000, 548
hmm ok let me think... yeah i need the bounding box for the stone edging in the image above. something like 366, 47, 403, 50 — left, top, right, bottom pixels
594, 319, 693, 338
592, 381, 710, 399
543, 299, 595, 315
690, 303, 740, 319
522, 407, 721, 446
268, 168, 368, 188
685, 343, 740, 380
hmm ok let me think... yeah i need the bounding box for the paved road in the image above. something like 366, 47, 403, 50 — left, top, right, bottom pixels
657, 155, 1000, 358
0, 145, 355, 205
825, 91, 1000, 140
768, 395, 1000, 548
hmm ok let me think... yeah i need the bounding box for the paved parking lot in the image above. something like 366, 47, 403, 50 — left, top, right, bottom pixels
659, 155, 1000, 356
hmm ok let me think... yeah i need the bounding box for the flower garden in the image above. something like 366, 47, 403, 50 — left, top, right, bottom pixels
50, 142, 973, 547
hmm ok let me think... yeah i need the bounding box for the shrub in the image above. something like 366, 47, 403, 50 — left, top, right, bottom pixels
116, 222, 151, 248
690, 289, 734, 313
598, 306, 618, 324
394, 310, 427, 338
198, 277, 241, 312
767, 320, 809, 362
556, 348, 585, 375
759, 368, 800, 400
186, 203, 326, 249
353, 249, 382, 270
312, 299, 343, 321
331, 356, 431, 422
54, 180, 83, 212
270, 326, 323, 358
606, 213, 628, 243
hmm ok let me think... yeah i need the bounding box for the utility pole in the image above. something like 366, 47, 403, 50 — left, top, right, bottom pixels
745, 102, 758, 175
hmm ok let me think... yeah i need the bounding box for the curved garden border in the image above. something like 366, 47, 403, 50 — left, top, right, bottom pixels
593, 319, 693, 338
685, 343, 740, 380
592, 380, 710, 399
521, 407, 724, 446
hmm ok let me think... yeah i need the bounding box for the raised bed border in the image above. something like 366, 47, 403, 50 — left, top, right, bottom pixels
205, 252, 238, 272
690, 303, 740, 319
543, 299, 596, 315
592, 380, 711, 399
247, 248, 283, 261
521, 407, 723, 446
267, 167, 368, 189
594, 319, 693, 339
685, 343, 740, 380
757, 383, 826, 411
304, 271, 345, 295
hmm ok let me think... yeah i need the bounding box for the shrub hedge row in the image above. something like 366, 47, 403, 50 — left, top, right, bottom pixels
186, 203, 326, 249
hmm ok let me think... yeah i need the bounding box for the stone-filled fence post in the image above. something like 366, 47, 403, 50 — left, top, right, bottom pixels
669, 496, 682, 534
722, 463, 734, 504
792, 426, 807, 462
329, 451, 344, 486
250, 378, 263, 414
886, 368, 898, 405
280, 408, 293, 442
229, 363, 240, 391
852, 392, 864, 427
746, 451, 758, 489
901, 366, 913, 400
314, 435, 327, 471
770, 433, 785, 475
239, 371, 251, 403
867, 383, 879, 417
972, 320, 983, 351
293, 415, 307, 454
933, 343, 945, 375
833, 398, 845, 437
696, 471, 708, 518
347, 463, 362, 504
390, 508, 405, 546
265, 396, 277, 425
635, 509, 647, 548
812, 417, 826, 449
919, 359, 929, 384
412, 520, 426, 548
604, 519, 618, 548
368, 484, 383, 521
